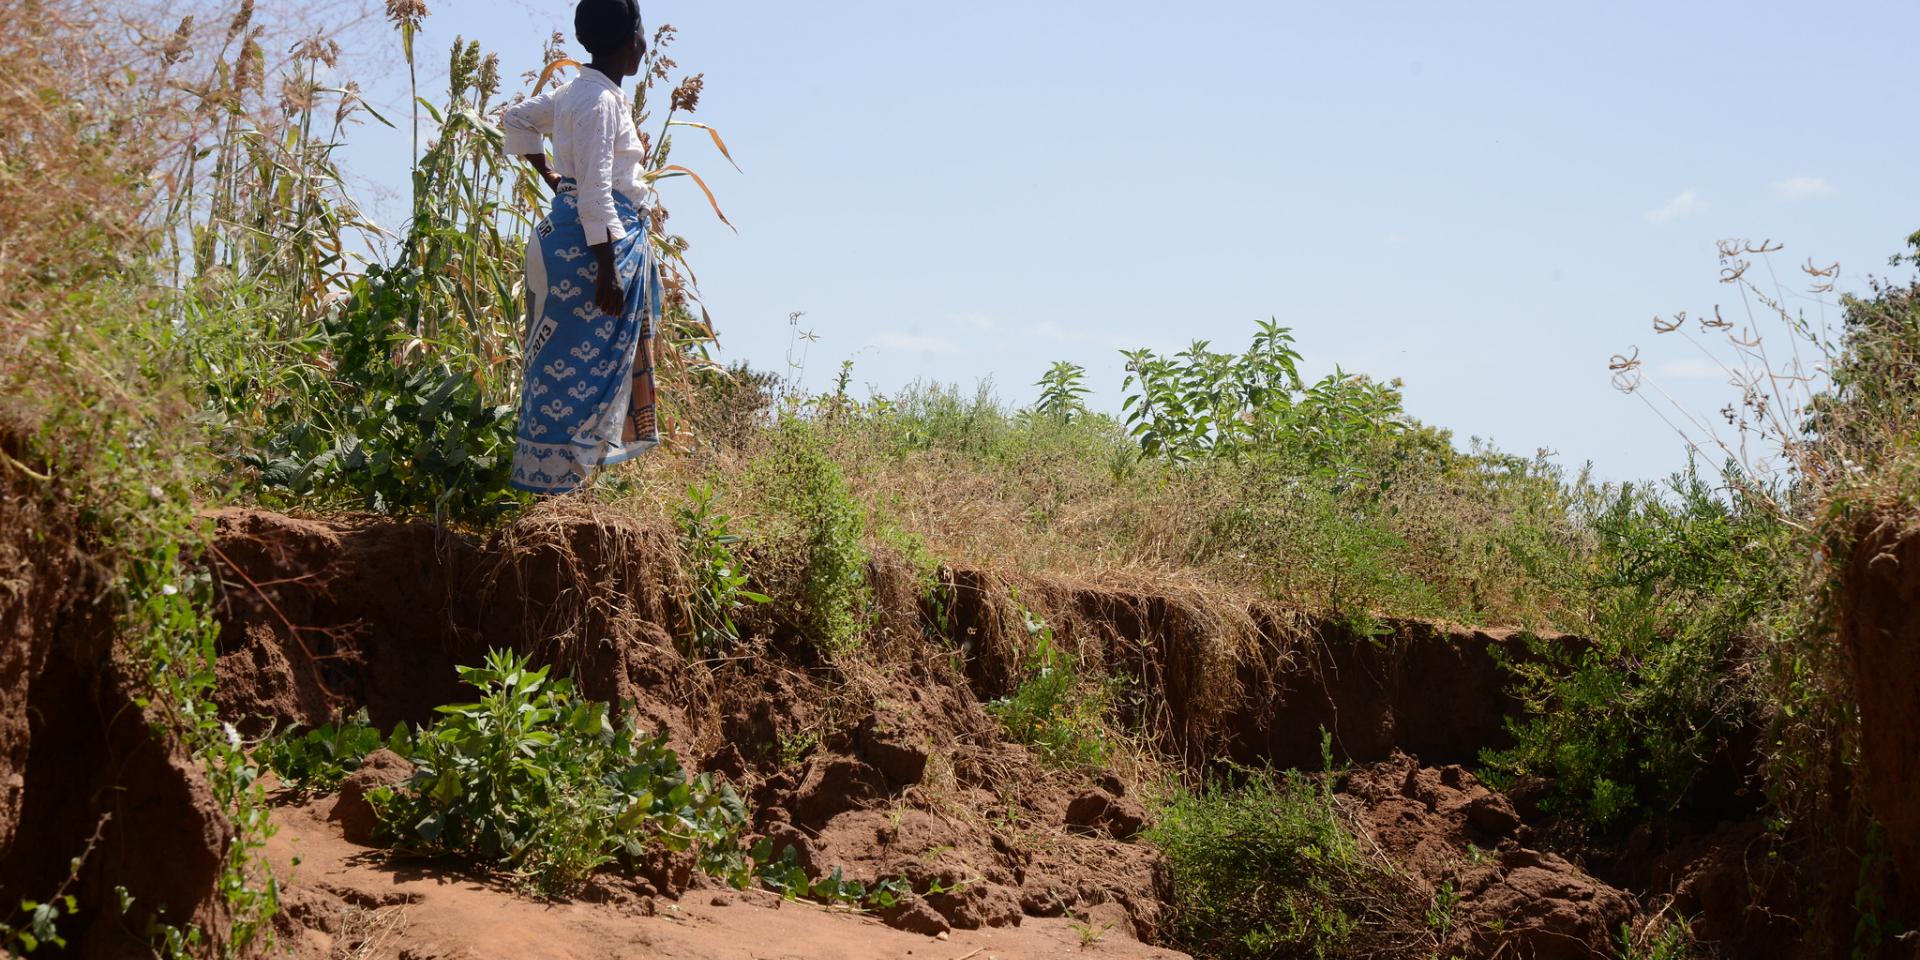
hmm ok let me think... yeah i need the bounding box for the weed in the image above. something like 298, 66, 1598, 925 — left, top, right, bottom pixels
748, 843, 914, 912
258, 709, 390, 795
986, 604, 1117, 769
675, 483, 770, 656
748, 418, 871, 652
775, 731, 819, 767
1480, 465, 1790, 833
1146, 766, 1424, 960
370, 650, 751, 896
1424, 881, 1459, 941
1615, 909, 1696, 960
1070, 918, 1113, 948
1032, 361, 1091, 422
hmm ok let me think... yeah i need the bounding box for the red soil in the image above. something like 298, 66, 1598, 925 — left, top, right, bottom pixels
1841, 516, 1920, 892
266, 789, 1186, 960
12, 494, 1879, 957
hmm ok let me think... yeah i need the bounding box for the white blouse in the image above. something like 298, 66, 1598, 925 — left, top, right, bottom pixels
500, 66, 650, 245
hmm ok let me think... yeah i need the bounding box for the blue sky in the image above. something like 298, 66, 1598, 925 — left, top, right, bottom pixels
335, 0, 1920, 481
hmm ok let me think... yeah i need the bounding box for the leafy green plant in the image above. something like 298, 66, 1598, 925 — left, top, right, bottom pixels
259, 709, 390, 795
676, 483, 770, 655
4, 893, 77, 955
1146, 766, 1422, 960
1120, 319, 1408, 477
750, 419, 871, 652
1425, 880, 1459, 941
1615, 912, 1696, 960
986, 604, 1117, 769
1479, 465, 1791, 832
749, 842, 914, 911
235, 261, 523, 524
1032, 360, 1091, 422
370, 650, 751, 896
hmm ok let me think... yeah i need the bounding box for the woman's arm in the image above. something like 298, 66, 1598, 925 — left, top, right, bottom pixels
523, 153, 563, 193
502, 91, 562, 191
500, 90, 556, 156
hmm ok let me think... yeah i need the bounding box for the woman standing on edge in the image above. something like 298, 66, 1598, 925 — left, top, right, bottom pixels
500, 0, 660, 495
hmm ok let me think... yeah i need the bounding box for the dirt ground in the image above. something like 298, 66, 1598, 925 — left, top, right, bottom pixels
267, 792, 1187, 960
9, 494, 1908, 957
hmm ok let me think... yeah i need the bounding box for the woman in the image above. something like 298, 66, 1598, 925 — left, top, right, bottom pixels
500, 0, 660, 495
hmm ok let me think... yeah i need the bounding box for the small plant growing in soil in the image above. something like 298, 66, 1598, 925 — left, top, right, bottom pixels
259, 708, 389, 795
747, 418, 872, 653
1146, 765, 1425, 960
1069, 917, 1112, 948
1424, 880, 1458, 941
750, 842, 913, 911
675, 483, 770, 656
986, 603, 1117, 769
370, 650, 752, 896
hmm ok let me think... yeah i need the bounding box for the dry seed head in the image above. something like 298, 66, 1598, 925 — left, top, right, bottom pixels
293, 34, 340, 68
478, 53, 501, 102
279, 75, 320, 113
226, 0, 253, 42
670, 72, 703, 113
385, 0, 428, 29
335, 80, 364, 125
162, 16, 193, 65
234, 31, 265, 96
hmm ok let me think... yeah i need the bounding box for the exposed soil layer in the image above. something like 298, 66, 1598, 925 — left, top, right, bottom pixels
1340, 754, 1633, 960
0, 436, 231, 957
207, 504, 1173, 942
266, 791, 1186, 960
1841, 516, 1920, 891
14, 498, 1844, 957
934, 571, 1536, 773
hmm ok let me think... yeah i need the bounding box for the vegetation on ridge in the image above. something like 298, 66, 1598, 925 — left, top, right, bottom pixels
4, 0, 1920, 955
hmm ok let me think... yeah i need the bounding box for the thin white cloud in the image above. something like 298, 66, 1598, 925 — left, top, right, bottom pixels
872, 331, 962, 354
1772, 175, 1835, 201
949, 312, 996, 333
1645, 189, 1703, 224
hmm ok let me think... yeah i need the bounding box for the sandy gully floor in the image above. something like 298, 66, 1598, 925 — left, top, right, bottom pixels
265, 798, 1189, 960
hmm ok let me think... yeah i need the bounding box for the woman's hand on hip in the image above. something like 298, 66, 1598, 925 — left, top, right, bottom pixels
590, 242, 623, 316
594, 273, 626, 317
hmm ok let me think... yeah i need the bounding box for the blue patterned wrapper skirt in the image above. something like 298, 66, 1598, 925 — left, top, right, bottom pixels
510, 180, 661, 494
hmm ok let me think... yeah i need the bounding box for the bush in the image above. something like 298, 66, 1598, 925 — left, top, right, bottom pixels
1479, 464, 1793, 832
1147, 764, 1422, 960
675, 483, 770, 656
230, 263, 523, 525
986, 605, 1117, 768
370, 650, 751, 896
258, 708, 390, 795
748, 419, 871, 652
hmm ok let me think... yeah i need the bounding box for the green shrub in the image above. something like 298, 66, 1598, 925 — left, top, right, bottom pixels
258, 708, 389, 795
986, 605, 1117, 768
750, 419, 871, 652
676, 483, 770, 655
1120, 319, 1407, 468
1479, 464, 1793, 832
233, 264, 522, 525
1147, 765, 1420, 960
370, 650, 751, 896
1030, 360, 1091, 422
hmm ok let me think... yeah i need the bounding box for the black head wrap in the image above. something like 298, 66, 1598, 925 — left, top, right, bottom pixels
575, 0, 641, 61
